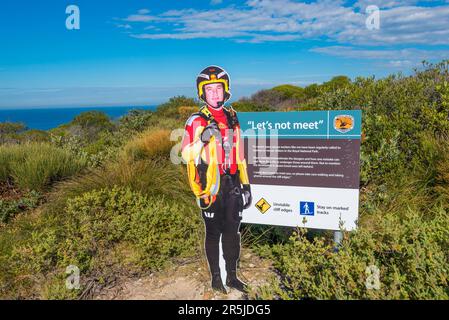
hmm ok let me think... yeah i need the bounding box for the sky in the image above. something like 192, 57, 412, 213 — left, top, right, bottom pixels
0, 0, 448, 108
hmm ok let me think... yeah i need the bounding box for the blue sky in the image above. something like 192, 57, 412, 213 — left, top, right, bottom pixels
1, 0, 448, 108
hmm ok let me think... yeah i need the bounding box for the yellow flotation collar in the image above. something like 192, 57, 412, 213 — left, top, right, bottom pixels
186, 107, 221, 210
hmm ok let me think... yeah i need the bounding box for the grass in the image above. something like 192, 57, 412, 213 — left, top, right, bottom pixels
123, 129, 175, 162
0, 134, 200, 299
0, 143, 86, 191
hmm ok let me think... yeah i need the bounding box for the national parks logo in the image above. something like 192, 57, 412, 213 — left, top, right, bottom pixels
334, 115, 355, 133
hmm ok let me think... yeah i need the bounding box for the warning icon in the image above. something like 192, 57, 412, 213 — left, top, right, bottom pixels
255, 198, 271, 214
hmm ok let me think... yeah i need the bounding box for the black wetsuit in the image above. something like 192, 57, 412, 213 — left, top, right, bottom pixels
201, 173, 243, 275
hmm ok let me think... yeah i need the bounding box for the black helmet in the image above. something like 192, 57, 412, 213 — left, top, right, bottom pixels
196, 65, 231, 103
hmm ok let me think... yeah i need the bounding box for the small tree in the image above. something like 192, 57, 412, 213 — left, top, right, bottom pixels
0, 122, 26, 135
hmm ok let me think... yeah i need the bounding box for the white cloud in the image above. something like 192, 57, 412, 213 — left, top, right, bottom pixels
117, 24, 132, 29
210, 0, 223, 5
119, 0, 449, 46
124, 12, 158, 22
310, 46, 449, 67
131, 30, 248, 40
138, 9, 150, 15
336, 5, 449, 45
354, 0, 419, 9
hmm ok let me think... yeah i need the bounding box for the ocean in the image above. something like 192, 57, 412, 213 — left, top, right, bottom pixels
0, 106, 157, 131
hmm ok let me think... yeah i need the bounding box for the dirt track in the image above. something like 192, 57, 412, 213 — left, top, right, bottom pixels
94, 248, 275, 300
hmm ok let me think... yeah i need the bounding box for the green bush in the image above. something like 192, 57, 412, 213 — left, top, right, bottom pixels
0, 145, 24, 182
63, 111, 117, 144
272, 85, 306, 101
71, 111, 114, 131
303, 84, 320, 99
0, 191, 41, 224
232, 99, 275, 112
3, 187, 201, 298
0, 122, 26, 135
0, 143, 86, 191
156, 96, 200, 119
0, 122, 30, 144
321, 75, 352, 91
119, 109, 154, 132
19, 130, 50, 143
123, 129, 175, 162
255, 203, 448, 299
59, 186, 201, 270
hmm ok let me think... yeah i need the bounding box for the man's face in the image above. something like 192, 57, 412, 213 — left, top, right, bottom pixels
204, 83, 224, 108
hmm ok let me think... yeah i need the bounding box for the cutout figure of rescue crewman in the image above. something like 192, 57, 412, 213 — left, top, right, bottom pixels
181, 66, 252, 294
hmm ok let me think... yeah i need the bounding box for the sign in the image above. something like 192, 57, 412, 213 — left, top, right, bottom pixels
238, 110, 362, 231
255, 198, 271, 214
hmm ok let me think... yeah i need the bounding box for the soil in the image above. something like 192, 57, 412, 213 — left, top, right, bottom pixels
94, 247, 276, 300
0, 181, 23, 201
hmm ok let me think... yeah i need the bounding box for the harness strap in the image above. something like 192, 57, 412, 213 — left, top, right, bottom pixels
197, 106, 214, 123
191, 106, 240, 207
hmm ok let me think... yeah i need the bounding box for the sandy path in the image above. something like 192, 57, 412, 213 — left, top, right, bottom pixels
94, 248, 275, 300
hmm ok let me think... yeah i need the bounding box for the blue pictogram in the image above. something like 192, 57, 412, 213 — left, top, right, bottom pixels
300, 202, 315, 216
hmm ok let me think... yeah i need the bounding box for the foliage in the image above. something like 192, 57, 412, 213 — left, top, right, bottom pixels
254, 187, 449, 299
123, 129, 175, 162
0, 143, 86, 191
156, 96, 200, 119
118, 109, 154, 132
0, 187, 201, 299
272, 84, 306, 101
0, 122, 26, 135
70, 111, 114, 131
0, 191, 41, 224
231, 98, 275, 112
0, 122, 27, 144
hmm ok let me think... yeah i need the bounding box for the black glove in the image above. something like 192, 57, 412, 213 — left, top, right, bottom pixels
200, 122, 220, 144
242, 184, 252, 210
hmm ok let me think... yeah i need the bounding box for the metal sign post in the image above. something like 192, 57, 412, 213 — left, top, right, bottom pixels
333, 230, 343, 252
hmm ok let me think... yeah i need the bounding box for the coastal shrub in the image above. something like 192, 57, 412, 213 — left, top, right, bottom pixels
177, 106, 199, 119
123, 129, 174, 162
119, 109, 153, 132
303, 84, 320, 99
156, 96, 200, 119
0, 191, 41, 224
71, 111, 114, 131
19, 130, 50, 143
0, 143, 86, 191
67, 111, 116, 143
231, 98, 274, 112
250, 89, 294, 110
3, 187, 201, 298
59, 187, 201, 269
0, 122, 26, 135
0, 145, 24, 182
272, 84, 306, 101
254, 184, 449, 300
47, 156, 191, 207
